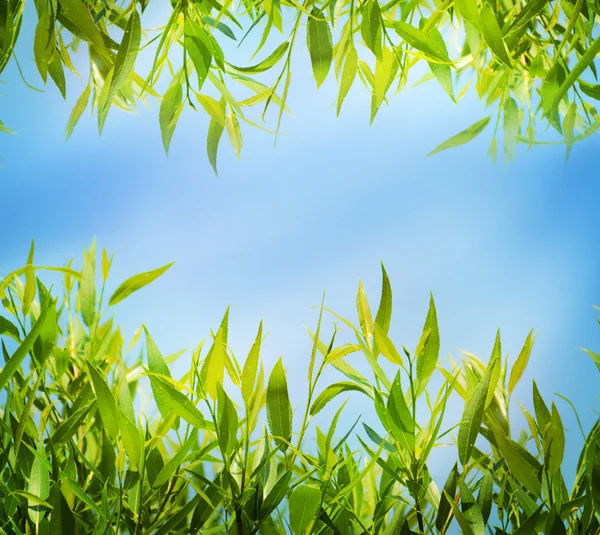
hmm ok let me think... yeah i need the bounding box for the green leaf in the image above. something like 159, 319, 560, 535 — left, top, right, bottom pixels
532, 380, 551, 435
228, 41, 289, 73
225, 112, 242, 160
542, 62, 566, 132
87, 362, 119, 439
456, 0, 480, 29
217, 384, 238, 455
506, 0, 551, 47
563, 101, 577, 161
512, 506, 543, 535
260, 468, 292, 518
387, 372, 414, 449
0, 302, 49, 392
79, 242, 96, 328
153, 430, 197, 487
579, 81, 600, 100
32, 295, 57, 365
393, 20, 451, 63
109, 262, 173, 306
545, 505, 566, 535
336, 46, 357, 116
491, 421, 542, 496
371, 46, 397, 124
373, 323, 402, 365
508, 329, 534, 394
547, 402, 565, 473
457, 358, 495, 465
49, 482, 76, 535
65, 84, 90, 139
200, 308, 228, 399
361, 0, 382, 60
51, 401, 95, 447
117, 407, 142, 470
202, 16, 236, 40
34, 12, 55, 83
416, 293, 440, 385
48, 52, 66, 98
550, 35, 600, 117
310, 382, 370, 416
0, 120, 16, 134
159, 81, 183, 156
427, 116, 490, 157
0, 316, 20, 341
23, 241, 36, 316
307, 8, 333, 87
459, 478, 485, 535
148, 374, 207, 430
356, 279, 373, 341
103, 10, 141, 110
503, 97, 520, 164
27, 441, 50, 528
444, 490, 475, 535
477, 470, 493, 524
479, 4, 512, 67
590, 442, 600, 514
59, 0, 109, 53
184, 19, 212, 90
242, 322, 263, 406
428, 27, 454, 101
289, 485, 321, 535
436, 464, 459, 532
145, 328, 180, 430
266, 357, 292, 449
197, 94, 226, 126
207, 112, 226, 175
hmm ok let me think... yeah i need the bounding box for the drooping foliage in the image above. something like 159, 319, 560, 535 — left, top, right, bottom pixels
0, 242, 599, 533
1, 0, 600, 168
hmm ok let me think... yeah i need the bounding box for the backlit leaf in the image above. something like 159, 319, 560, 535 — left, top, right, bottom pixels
427, 116, 490, 157
508, 329, 534, 394
310, 382, 370, 416
109, 262, 173, 306
159, 81, 183, 155
458, 357, 495, 465
307, 8, 333, 87
289, 485, 320, 535
266, 357, 292, 449
103, 10, 141, 110
87, 362, 119, 439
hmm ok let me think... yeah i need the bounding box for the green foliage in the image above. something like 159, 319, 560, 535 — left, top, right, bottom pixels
2, 243, 600, 534
2, 0, 600, 168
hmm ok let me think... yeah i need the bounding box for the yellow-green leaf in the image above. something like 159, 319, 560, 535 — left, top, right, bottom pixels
108, 262, 173, 307
508, 329, 535, 394
427, 116, 490, 157
65, 84, 90, 139
479, 5, 512, 67
307, 9, 333, 87
87, 362, 119, 438
266, 357, 292, 449
103, 10, 141, 111
197, 94, 226, 126
503, 97, 520, 164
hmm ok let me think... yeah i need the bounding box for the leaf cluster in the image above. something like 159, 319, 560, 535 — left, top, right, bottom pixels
1, 243, 600, 534
2, 0, 600, 167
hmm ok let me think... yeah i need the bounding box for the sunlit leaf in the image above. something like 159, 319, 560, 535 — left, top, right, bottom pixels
427, 117, 490, 157
109, 262, 173, 306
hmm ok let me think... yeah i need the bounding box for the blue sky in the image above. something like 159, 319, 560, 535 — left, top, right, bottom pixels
2, 1, 600, 486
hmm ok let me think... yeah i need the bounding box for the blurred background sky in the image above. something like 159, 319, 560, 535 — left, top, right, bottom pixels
2, 0, 600, 486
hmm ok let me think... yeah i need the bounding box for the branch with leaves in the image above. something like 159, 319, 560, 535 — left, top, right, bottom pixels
2, 0, 600, 167
2, 244, 600, 533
